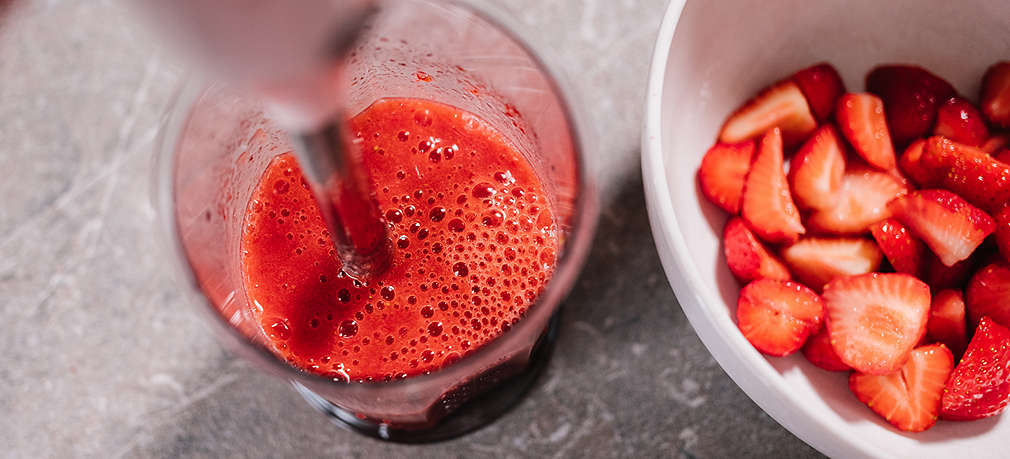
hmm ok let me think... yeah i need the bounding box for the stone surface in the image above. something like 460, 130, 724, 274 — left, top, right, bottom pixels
0, 0, 823, 457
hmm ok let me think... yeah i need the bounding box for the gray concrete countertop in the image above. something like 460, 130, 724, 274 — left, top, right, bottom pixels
1, 0, 823, 457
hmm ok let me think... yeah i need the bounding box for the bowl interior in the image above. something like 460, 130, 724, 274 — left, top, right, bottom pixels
645, 0, 1010, 457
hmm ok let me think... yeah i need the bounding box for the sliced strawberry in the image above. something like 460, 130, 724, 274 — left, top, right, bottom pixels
736, 279, 824, 356
803, 326, 850, 371
836, 93, 897, 170
941, 317, 1010, 420
933, 97, 989, 147
996, 149, 1010, 165
927, 289, 969, 358
780, 237, 883, 292
823, 273, 930, 374
925, 253, 977, 291
888, 189, 996, 267
723, 217, 791, 283
869, 218, 928, 277
980, 62, 1010, 129
920, 136, 1010, 214
866, 65, 957, 146
965, 261, 1010, 329
788, 125, 846, 210
741, 128, 805, 244
898, 139, 930, 186
982, 133, 1010, 154
996, 206, 1010, 262
806, 166, 908, 235
792, 63, 846, 122
850, 344, 953, 432
698, 140, 756, 214
719, 80, 818, 148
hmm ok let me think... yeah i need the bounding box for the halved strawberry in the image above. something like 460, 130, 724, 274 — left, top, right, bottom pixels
698, 140, 756, 214
792, 63, 846, 122
982, 133, 1010, 154
723, 217, 791, 283
996, 206, 1010, 262
888, 189, 996, 267
788, 125, 846, 210
806, 166, 908, 235
965, 261, 1010, 329
933, 97, 989, 147
941, 317, 1010, 420
719, 80, 818, 148
850, 344, 953, 432
996, 149, 1010, 165
823, 273, 930, 375
925, 253, 978, 291
803, 326, 850, 371
741, 128, 806, 244
780, 237, 883, 291
736, 279, 824, 356
866, 65, 957, 146
920, 136, 1010, 214
836, 93, 897, 170
980, 62, 1010, 129
898, 139, 931, 186
927, 289, 969, 358
869, 218, 928, 277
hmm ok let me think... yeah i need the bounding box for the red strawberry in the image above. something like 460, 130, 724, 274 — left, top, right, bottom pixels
898, 139, 931, 186
965, 261, 1010, 329
850, 344, 953, 432
698, 140, 756, 214
803, 327, 850, 371
792, 63, 846, 122
788, 125, 846, 210
741, 128, 806, 244
869, 218, 928, 277
723, 217, 791, 283
996, 149, 1010, 165
836, 93, 897, 170
888, 189, 996, 267
927, 289, 969, 358
980, 61, 1010, 129
925, 253, 978, 291
719, 80, 818, 148
780, 237, 883, 292
996, 206, 1010, 262
982, 133, 1010, 154
806, 166, 908, 235
866, 65, 957, 146
933, 97, 989, 147
736, 279, 824, 356
941, 317, 1010, 420
920, 136, 1010, 214
823, 273, 930, 374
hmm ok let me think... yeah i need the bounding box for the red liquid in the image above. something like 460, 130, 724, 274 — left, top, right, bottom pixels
241, 98, 558, 382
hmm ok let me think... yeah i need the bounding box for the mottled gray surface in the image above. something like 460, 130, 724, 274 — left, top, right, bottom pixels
0, 0, 824, 458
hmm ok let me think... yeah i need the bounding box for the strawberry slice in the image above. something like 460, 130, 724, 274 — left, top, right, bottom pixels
719, 80, 818, 148
870, 218, 928, 277
888, 189, 996, 267
803, 327, 850, 371
791, 63, 846, 122
981, 62, 1010, 129
698, 140, 756, 214
741, 128, 805, 244
866, 65, 957, 146
723, 217, 791, 283
925, 253, 978, 291
982, 133, 1010, 154
836, 93, 897, 170
736, 279, 824, 356
806, 166, 908, 235
933, 97, 989, 147
996, 149, 1010, 165
898, 139, 931, 186
996, 206, 1010, 263
788, 125, 846, 210
823, 273, 930, 374
920, 136, 1010, 214
941, 317, 1010, 420
850, 344, 954, 432
965, 261, 1010, 329
780, 237, 883, 291
927, 289, 969, 358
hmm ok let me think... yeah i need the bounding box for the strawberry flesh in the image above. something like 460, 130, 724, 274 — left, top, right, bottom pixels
836, 93, 897, 170
803, 327, 851, 371
850, 344, 953, 432
698, 140, 756, 214
723, 217, 792, 283
965, 261, 1010, 329
806, 166, 908, 235
933, 97, 989, 147
736, 279, 824, 356
926, 289, 969, 358
719, 80, 817, 148
920, 136, 1010, 214
870, 218, 928, 277
888, 189, 996, 267
792, 63, 846, 122
866, 65, 957, 146
980, 62, 1010, 129
789, 125, 846, 210
741, 128, 805, 244
780, 237, 882, 292
941, 317, 1010, 420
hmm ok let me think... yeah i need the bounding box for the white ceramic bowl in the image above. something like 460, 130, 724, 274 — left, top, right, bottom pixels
642, 0, 1010, 457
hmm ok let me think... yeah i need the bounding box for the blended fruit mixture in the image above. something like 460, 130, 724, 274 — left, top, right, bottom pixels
240, 98, 558, 382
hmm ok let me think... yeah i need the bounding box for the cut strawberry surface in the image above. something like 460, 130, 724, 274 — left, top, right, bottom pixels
719, 80, 817, 148
996, 206, 1010, 262
823, 273, 930, 375
898, 139, 930, 186
933, 97, 989, 147
866, 65, 957, 146
941, 317, 1010, 421
927, 289, 969, 358
792, 63, 846, 122
723, 217, 791, 283
966, 261, 1010, 329
870, 219, 928, 277
781, 237, 883, 292
920, 136, 1010, 214
888, 189, 996, 267
741, 128, 805, 244
925, 253, 977, 291
806, 166, 908, 235
983, 133, 1010, 154
789, 125, 846, 210
836, 93, 897, 170
736, 279, 824, 356
698, 140, 756, 214
981, 62, 1010, 129
850, 344, 953, 432
803, 326, 851, 371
